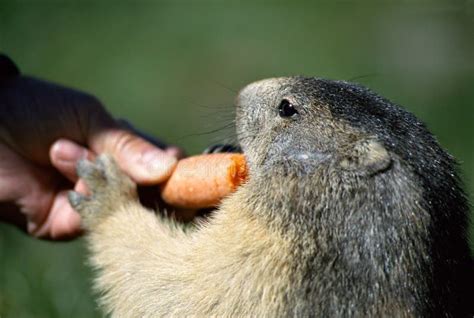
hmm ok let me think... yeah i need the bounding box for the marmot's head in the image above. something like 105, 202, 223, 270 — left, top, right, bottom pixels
236, 77, 449, 182
234, 76, 466, 238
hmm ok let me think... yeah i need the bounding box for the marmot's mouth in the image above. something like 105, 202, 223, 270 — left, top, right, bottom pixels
203, 144, 242, 154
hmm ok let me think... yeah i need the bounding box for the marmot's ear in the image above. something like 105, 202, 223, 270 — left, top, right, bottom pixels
339, 140, 391, 175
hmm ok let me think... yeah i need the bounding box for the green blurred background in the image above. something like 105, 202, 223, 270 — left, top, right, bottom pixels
1, 1, 473, 317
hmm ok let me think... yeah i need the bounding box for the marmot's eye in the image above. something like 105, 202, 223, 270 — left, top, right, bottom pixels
278, 99, 298, 118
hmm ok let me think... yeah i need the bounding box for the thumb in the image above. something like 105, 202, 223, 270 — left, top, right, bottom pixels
84, 107, 177, 184
97, 129, 177, 184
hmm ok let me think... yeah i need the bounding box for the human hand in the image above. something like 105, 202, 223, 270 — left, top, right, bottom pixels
0, 72, 181, 240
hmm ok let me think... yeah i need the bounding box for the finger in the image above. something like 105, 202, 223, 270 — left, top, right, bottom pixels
88, 125, 177, 185
30, 179, 88, 240
31, 189, 82, 240
118, 118, 186, 163
49, 139, 95, 182
0, 143, 55, 232
117, 119, 168, 149
0, 149, 80, 240
74, 178, 90, 196
165, 146, 186, 159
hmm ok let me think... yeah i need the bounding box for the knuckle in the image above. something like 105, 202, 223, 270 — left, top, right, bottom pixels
110, 131, 138, 156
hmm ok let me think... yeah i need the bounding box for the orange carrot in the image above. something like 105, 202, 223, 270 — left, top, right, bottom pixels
160, 153, 248, 209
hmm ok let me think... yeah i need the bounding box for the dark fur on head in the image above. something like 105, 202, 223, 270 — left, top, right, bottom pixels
236, 77, 472, 317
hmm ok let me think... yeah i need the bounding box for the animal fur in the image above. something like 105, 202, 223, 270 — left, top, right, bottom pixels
70, 77, 472, 317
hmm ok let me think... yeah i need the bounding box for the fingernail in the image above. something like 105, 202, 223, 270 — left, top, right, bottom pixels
59, 209, 82, 239
52, 140, 88, 162
139, 150, 177, 181
165, 146, 185, 159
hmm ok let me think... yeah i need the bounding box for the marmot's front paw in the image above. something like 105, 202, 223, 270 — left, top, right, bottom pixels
68, 154, 137, 228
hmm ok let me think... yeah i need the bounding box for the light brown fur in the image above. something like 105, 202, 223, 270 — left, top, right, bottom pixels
74, 156, 294, 316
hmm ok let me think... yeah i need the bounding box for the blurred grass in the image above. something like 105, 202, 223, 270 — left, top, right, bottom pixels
0, 1, 473, 317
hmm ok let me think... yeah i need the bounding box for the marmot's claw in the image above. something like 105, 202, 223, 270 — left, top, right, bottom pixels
68, 154, 137, 226
68, 191, 86, 210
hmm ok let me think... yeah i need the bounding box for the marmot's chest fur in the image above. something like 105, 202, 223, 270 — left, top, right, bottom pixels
70, 77, 472, 317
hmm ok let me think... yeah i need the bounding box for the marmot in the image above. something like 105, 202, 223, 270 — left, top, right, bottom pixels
69, 77, 472, 317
